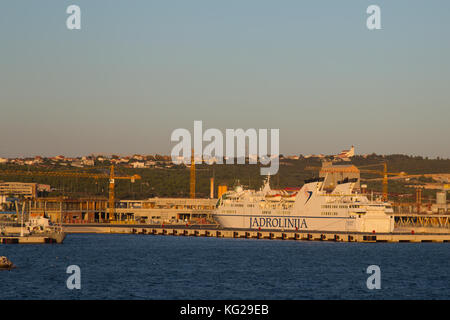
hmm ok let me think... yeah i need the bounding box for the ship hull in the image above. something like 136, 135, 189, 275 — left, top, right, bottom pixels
214, 213, 394, 233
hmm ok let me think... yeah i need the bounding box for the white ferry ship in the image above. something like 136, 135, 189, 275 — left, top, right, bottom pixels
213, 177, 394, 233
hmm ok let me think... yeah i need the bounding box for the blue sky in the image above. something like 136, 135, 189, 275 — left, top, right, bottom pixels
1, 1, 449, 158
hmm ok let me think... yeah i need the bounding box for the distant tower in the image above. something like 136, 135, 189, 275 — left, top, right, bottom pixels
190, 149, 195, 199
348, 146, 355, 157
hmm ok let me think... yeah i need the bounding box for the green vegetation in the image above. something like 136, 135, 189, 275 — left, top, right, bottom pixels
0, 154, 449, 200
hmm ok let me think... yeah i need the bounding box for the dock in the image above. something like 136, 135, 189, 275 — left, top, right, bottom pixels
64, 224, 450, 243
0, 232, 66, 244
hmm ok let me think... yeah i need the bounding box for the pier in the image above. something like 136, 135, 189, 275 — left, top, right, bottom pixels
64, 224, 450, 243
0, 233, 65, 244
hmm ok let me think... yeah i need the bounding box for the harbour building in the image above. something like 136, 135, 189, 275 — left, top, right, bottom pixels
28, 197, 217, 224
319, 163, 361, 190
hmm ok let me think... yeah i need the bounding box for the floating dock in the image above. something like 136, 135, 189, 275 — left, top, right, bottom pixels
64, 225, 450, 243
0, 232, 66, 244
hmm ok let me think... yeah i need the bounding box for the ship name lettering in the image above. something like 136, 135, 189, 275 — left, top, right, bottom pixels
250, 217, 307, 229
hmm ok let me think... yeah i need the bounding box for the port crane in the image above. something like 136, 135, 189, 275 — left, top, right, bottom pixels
189, 149, 213, 199
305, 162, 406, 201
190, 150, 195, 199
0, 165, 141, 221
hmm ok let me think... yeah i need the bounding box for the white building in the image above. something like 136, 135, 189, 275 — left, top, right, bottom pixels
131, 162, 146, 168
336, 146, 355, 159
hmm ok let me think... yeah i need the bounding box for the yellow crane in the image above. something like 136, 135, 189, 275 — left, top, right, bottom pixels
189, 149, 215, 199
357, 163, 406, 201
0, 165, 141, 221
190, 149, 195, 199
305, 162, 406, 201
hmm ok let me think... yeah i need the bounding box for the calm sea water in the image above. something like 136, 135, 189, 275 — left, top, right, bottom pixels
1, 233, 449, 299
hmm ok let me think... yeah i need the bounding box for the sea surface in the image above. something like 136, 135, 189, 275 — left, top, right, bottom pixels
1, 233, 449, 299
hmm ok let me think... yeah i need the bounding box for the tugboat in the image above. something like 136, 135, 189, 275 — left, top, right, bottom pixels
0, 256, 15, 270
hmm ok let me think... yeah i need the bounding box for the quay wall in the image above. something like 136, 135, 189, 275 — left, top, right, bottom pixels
63, 224, 450, 243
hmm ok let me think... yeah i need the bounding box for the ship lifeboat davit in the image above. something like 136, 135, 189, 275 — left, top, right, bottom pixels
0, 256, 15, 270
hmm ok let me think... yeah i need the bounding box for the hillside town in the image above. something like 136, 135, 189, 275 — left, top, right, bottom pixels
0, 146, 366, 169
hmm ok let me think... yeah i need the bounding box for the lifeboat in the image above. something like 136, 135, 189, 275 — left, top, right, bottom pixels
282, 192, 298, 201
265, 194, 281, 201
